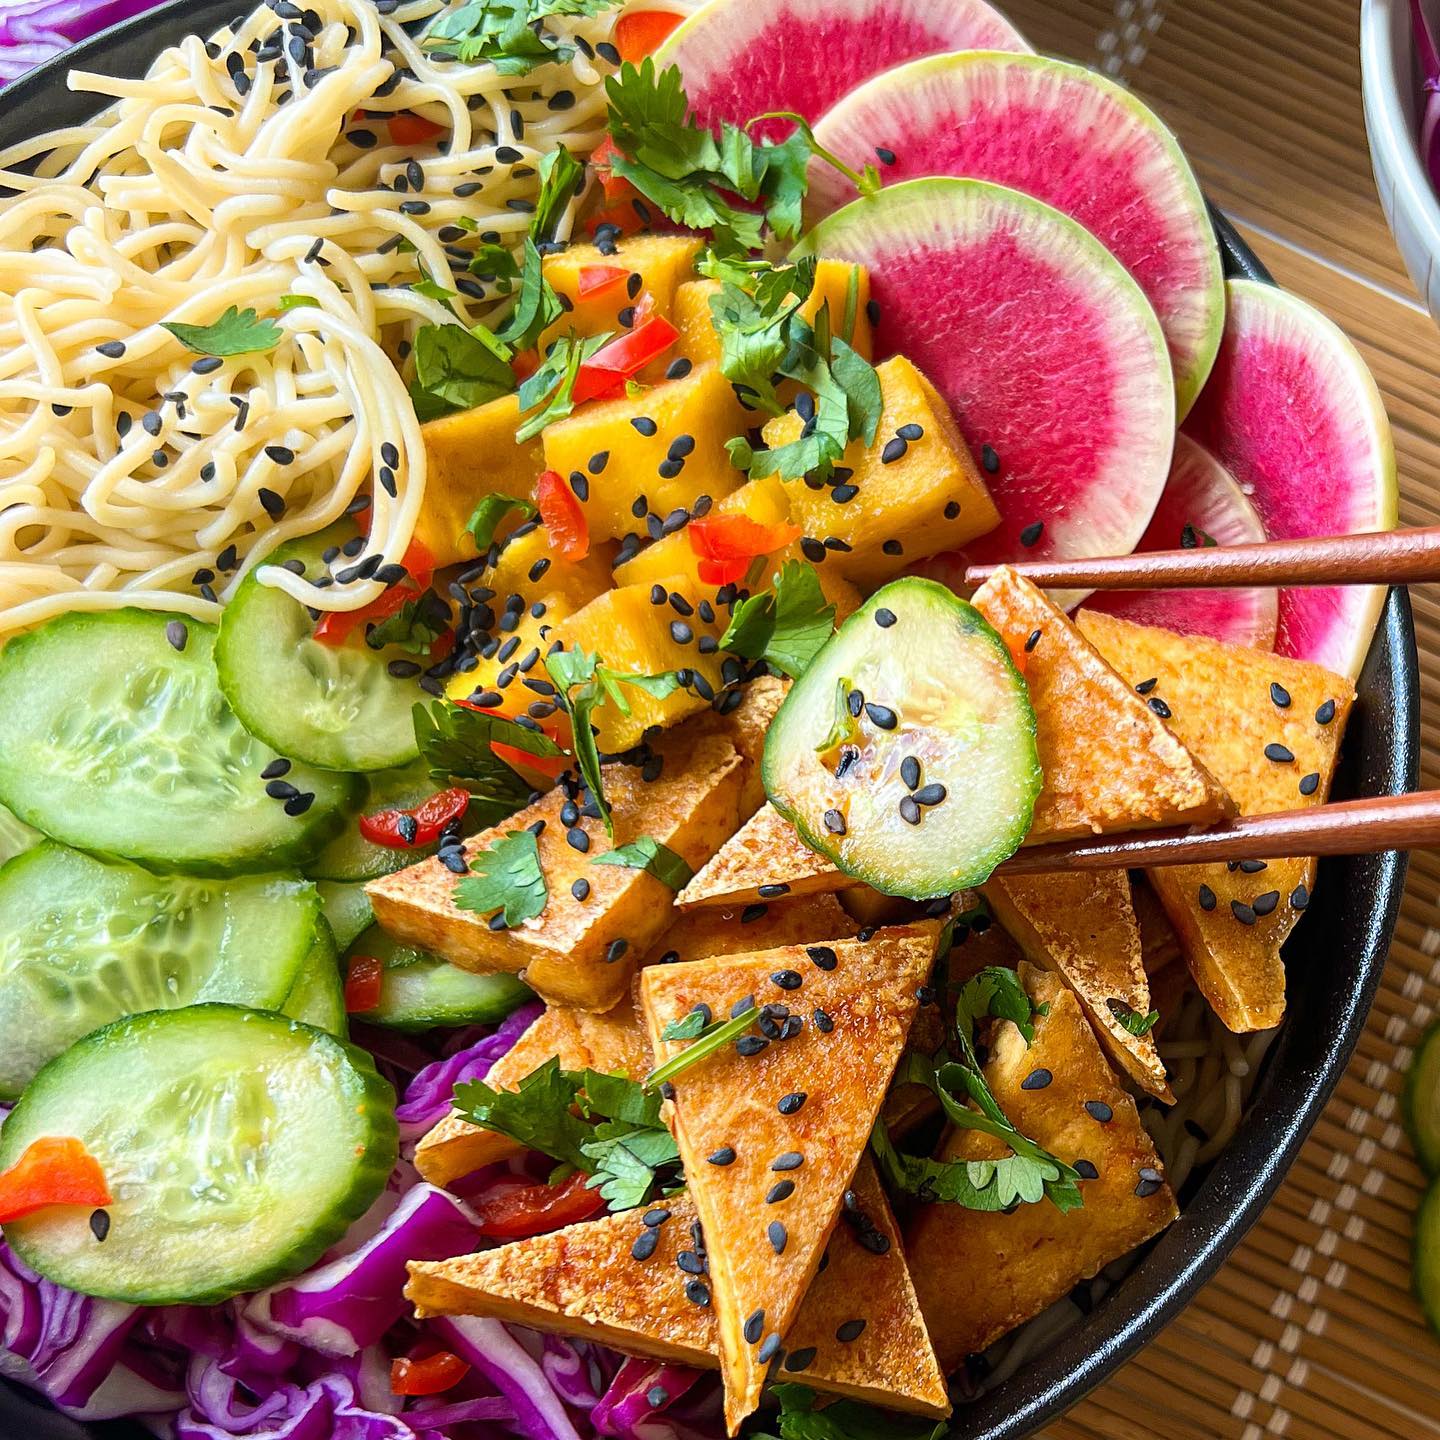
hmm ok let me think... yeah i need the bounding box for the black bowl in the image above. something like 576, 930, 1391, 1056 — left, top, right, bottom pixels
0, 11, 1420, 1438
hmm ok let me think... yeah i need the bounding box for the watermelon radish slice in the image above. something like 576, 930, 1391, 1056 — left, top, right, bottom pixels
807, 52, 1224, 418
1181, 278, 1398, 681
652, 0, 1028, 138
1080, 434, 1278, 651
797, 178, 1176, 597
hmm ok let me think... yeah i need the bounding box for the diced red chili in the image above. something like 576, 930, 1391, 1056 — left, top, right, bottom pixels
391, 1350, 471, 1397
387, 112, 446, 146
688, 514, 802, 586
577, 264, 631, 300
454, 702, 568, 778
535, 469, 590, 561
0, 1137, 111, 1224
358, 787, 470, 850
571, 317, 680, 405
344, 954, 384, 1014
313, 536, 436, 647
471, 1172, 605, 1240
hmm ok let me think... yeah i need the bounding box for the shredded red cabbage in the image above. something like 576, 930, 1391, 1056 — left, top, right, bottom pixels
0, 0, 167, 84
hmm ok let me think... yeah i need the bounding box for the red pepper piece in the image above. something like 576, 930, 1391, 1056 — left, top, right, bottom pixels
387, 112, 445, 146
535, 469, 590, 562
0, 1137, 111, 1224
688, 513, 802, 585
571, 316, 680, 405
613, 10, 684, 60
358, 787, 470, 850
577, 264, 631, 300
313, 536, 435, 647
391, 1350, 471, 1397
471, 1171, 605, 1240
590, 137, 640, 205
454, 701, 568, 778
344, 954, 384, 1014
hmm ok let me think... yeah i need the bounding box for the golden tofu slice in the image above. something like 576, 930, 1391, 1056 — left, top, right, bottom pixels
1078, 610, 1354, 1032
673, 260, 874, 370
973, 568, 1233, 841
416, 395, 542, 568
414, 997, 650, 1186
761, 356, 1000, 587
540, 364, 747, 544
907, 966, 1178, 1368
640, 929, 936, 1433
678, 804, 854, 909
367, 731, 744, 1013
641, 891, 861, 966
985, 871, 1171, 1101
406, 1158, 947, 1417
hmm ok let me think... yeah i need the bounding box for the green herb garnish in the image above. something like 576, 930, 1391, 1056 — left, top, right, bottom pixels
532, 145, 585, 242
464, 493, 539, 552
409, 322, 517, 422
720, 559, 835, 679
423, 0, 622, 75
645, 999, 759, 1090
1107, 998, 1160, 1036
163, 306, 282, 357
591, 835, 695, 890
495, 238, 565, 354
413, 699, 555, 823
452, 827, 549, 927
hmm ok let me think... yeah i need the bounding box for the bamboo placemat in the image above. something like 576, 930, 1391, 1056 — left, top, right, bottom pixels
980, 1, 1440, 1435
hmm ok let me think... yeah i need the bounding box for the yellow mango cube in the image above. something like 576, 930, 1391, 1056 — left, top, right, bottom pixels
415, 395, 542, 568
762, 355, 1000, 586
540, 364, 747, 544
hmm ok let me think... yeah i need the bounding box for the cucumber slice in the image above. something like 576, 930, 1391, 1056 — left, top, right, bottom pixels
0, 803, 40, 866
0, 610, 359, 875
761, 578, 1041, 899
346, 925, 532, 1031
316, 880, 375, 951
1415, 1177, 1440, 1335
282, 917, 347, 1037
306, 757, 439, 883
0, 843, 318, 1099
216, 523, 423, 772
0, 1005, 396, 1305
1405, 1020, 1440, 1175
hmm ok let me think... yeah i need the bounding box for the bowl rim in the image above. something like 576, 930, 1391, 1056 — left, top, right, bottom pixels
1361, 0, 1440, 265
0, 7, 1421, 1439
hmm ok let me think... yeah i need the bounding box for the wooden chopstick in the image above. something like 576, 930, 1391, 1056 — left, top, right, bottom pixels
963, 527, 1440, 591
992, 791, 1440, 874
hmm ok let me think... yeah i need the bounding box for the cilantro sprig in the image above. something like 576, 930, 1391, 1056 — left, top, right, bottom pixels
591, 835, 694, 890
464, 493, 538, 552
721, 559, 835, 679
408, 322, 516, 423
163, 306, 281, 357
413, 699, 555, 825
423, 0, 622, 75
645, 998, 760, 1090
1108, 998, 1160, 1037
453, 1057, 683, 1211
452, 827, 549, 926
870, 966, 1084, 1215
752, 1384, 947, 1440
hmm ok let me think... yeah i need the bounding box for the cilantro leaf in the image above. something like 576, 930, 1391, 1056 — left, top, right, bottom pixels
591, 835, 694, 890
470, 243, 521, 291
364, 589, 450, 656
452, 828, 548, 927
163, 306, 281, 357
465, 493, 538, 552
532, 145, 585, 242
720, 559, 835, 679
423, 0, 621, 75
495, 239, 564, 354
453, 1057, 591, 1170
409, 322, 516, 422
700, 258, 816, 417
515, 332, 611, 443
755, 1384, 947, 1440
661, 1007, 709, 1041
412, 700, 552, 823
1107, 998, 1160, 1036
955, 966, 1036, 1049
645, 999, 760, 1090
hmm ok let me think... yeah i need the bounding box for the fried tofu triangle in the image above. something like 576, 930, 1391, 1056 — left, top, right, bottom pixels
640, 928, 937, 1434
367, 729, 745, 1013
907, 966, 1177, 1369
678, 804, 853, 910
972, 568, 1232, 841
405, 1158, 949, 1418
1078, 610, 1354, 1031
985, 870, 1171, 1100
414, 997, 650, 1187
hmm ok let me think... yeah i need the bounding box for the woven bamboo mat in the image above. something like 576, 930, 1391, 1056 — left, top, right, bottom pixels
980, 1, 1440, 1434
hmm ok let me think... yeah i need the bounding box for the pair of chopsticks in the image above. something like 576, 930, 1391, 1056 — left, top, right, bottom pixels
965, 527, 1437, 873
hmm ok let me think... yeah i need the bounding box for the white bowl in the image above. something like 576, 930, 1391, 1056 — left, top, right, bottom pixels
1362, 0, 1440, 319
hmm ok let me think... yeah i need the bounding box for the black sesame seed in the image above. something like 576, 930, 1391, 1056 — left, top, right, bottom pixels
777, 1091, 806, 1115
566, 827, 590, 853
743, 1309, 765, 1344
164, 619, 188, 652
771, 970, 803, 991
823, 809, 846, 835
758, 883, 791, 898
874, 607, 896, 629
805, 945, 838, 972
676, 1249, 705, 1275
735, 1035, 768, 1057
835, 1319, 866, 1343
880, 437, 907, 464
740, 904, 768, 925
771, 1151, 804, 1171
1290, 884, 1310, 911
631, 1228, 659, 1261
1019, 521, 1045, 548
1021, 1068, 1053, 1091
766, 1180, 795, 1203
97, 340, 127, 359
89, 1209, 111, 1242
1264, 742, 1295, 764
569, 471, 589, 501
913, 782, 946, 806
605, 938, 628, 963
1315, 699, 1337, 725
707, 1146, 736, 1166
1298, 771, 1321, 796
768, 1220, 788, 1254
813, 1008, 834, 1033
284, 792, 315, 816
1230, 900, 1258, 926
630, 416, 658, 437
898, 795, 921, 826
670, 620, 693, 644
261, 758, 291, 780
1075, 1159, 1100, 1181
1198, 883, 1217, 911
784, 1347, 817, 1373
1084, 1100, 1113, 1123
1252, 890, 1281, 917
757, 1333, 782, 1365
1134, 1167, 1164, 1199
1269, 682, 1292, 709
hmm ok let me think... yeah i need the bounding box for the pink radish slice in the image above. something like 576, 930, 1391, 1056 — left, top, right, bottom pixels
807, 52, 1223, 418
799, 178, 1175, 601
653, 0, 1029, 139
1181, 279, 1398, 681
1081, 434, 1278, 650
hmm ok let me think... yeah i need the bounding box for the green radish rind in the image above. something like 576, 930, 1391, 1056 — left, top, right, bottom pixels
0, 609, 359, 876
305, 757, 441, 884
216, 522, 421, 773
1415, 1177, 1440, 1336
0, 1005, 396, 1306
281, 916, 347, 1037
345, 924, 532, 1031
0, 843, 320, 1099
762, 578, 1041, 899
1405, 1020, 1440, 1176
